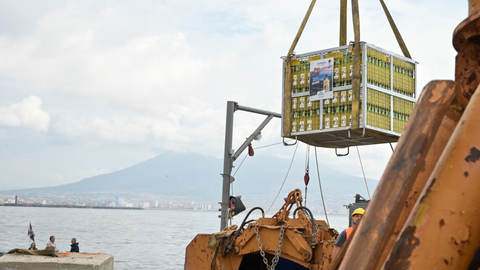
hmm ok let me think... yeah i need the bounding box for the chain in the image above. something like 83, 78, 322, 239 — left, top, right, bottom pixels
254, 223, 286, 270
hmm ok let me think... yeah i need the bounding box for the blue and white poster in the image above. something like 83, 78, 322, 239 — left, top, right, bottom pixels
309, 58, 334, 101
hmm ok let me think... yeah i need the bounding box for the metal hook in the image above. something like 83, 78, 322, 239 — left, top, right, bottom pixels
347, 128, 366, 138
335, 147, 350, 157
283, 136, 298, 146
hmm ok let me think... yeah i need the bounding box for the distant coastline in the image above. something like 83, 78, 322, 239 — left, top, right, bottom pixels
1, 203, 143, 210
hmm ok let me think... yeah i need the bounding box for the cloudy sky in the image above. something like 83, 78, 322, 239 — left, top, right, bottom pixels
0, 0, 466, 189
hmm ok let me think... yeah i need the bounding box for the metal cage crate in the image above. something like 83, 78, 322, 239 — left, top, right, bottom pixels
282, 42, 417, 148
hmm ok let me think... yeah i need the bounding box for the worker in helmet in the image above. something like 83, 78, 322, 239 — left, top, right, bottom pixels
332, 208, 365, 259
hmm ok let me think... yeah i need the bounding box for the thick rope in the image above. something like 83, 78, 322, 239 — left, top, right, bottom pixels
356, 146, 371, 199
314, 147, 330, 227
266, 142, 299, 215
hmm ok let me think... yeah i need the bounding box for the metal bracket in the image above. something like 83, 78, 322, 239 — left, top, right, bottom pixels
283, 136, 298, 146
335, 147, 350, 157
348, 128, 366, 139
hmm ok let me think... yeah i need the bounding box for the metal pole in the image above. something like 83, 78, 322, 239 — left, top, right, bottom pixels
220, 101, 236, 230
236, 105, 282, 118
232, 115, 275, 161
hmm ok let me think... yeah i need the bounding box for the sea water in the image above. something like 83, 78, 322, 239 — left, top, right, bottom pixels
0, 206, 348, 270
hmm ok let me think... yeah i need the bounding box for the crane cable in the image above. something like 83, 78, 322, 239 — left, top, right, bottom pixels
266, 141, 299, 215
356, 146, 371, 199
314, 147, 330, 227
231, 140, 296, 197
304, 146, 310, 206
232, 140, 295, 177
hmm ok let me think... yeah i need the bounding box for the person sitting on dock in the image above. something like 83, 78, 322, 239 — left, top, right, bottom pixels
28, 242, 37, 250
70, 238, 79, 252
46, 236, 59, 252
332, 208, 365, 259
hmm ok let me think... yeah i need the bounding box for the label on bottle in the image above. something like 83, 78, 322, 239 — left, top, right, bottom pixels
307, 97, 312, 107
350, 65, 353, 77
332, 92, 338, 103
292, 121, 297, 133
299, 97, 305, 108
348, 90, 352, 101
341, 115, 347, 127
334, 68, 339, 80
299, 120, 305, 132
307, 119, 312, 131
293, 75, 298, 86
324, 117, 330, 129
323, 76, 330, 92
300, 73, 305, 85
333, 116, 339, 128
292, 98, 297, 109
341, 91, 346, 102
324, 99, 330, 105
342, 67, 347, 79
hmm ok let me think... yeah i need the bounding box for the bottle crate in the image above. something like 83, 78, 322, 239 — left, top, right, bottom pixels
283, 42, 417, 148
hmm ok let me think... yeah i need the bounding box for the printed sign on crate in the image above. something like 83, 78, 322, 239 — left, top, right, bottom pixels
309, 58, 334, 101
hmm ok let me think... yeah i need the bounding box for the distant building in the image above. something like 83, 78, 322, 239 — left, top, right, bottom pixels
115, 195, 122, 207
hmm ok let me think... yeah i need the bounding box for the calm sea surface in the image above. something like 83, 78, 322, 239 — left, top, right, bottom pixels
0, 206, 348, 269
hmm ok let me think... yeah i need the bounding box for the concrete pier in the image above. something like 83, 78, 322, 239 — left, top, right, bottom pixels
0, 253, 114, 270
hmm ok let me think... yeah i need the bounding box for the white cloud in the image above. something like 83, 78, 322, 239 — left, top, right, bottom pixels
47, 173, 64, 182
0, 0, 468, 188
0, 95, 50, 131
79, 168, 111, 179
49, 96, 225, 154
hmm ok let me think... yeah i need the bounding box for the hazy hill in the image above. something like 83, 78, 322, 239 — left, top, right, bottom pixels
1, 152, 378, 209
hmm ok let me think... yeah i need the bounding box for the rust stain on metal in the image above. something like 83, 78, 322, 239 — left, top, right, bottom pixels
465, 147, 480, 163
384, 226, 420, 269
466, 69, 477, 84
419, 178, 436, 203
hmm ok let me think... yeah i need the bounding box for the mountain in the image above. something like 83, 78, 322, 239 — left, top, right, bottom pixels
0, 151, 379, 209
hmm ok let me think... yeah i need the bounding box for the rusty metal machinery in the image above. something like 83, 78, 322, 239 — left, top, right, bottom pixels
186, 1, 480, 269
330, 1, 480, 269
185, 189, 338, 270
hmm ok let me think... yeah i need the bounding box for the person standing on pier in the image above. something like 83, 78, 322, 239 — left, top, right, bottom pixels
46, 236, 59, 252
70, 238, 79, 252
28, 242, 37, 250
